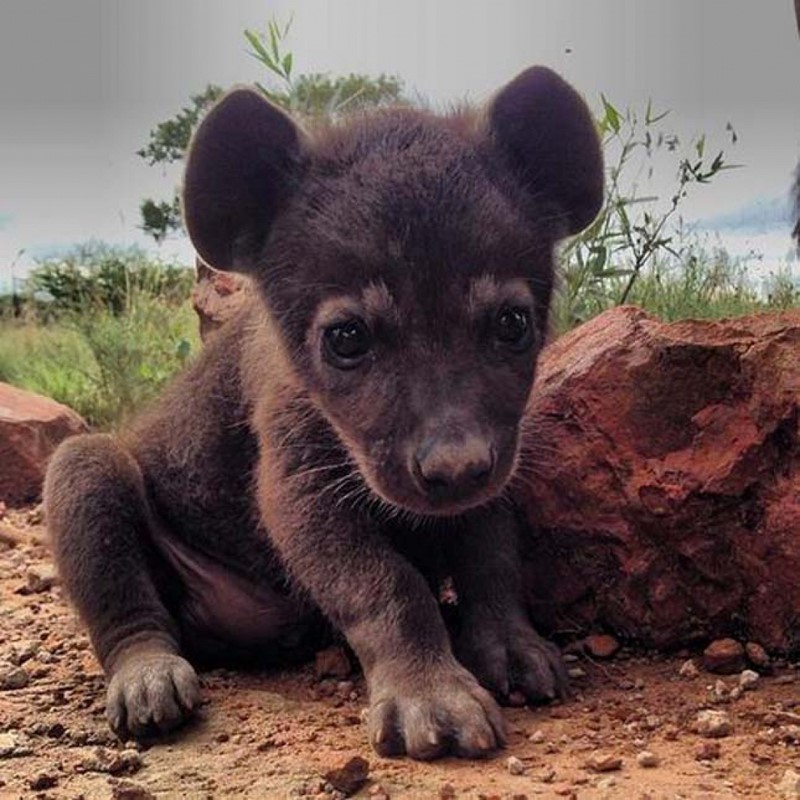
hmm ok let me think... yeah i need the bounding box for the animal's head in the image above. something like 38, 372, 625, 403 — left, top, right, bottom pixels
183, 66, 603, 516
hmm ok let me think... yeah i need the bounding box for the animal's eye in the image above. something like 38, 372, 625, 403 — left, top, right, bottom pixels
494, 306, 534, 351
323, 318, 372, 368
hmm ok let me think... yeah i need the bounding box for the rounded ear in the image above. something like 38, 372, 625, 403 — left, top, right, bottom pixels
182, 88, 303, 273
490, 66, 604, 236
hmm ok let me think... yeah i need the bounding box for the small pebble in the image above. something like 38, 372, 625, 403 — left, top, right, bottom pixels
745, 641, 770, 669
703, 639, 745, 675
0, 731, 33, 758
584, 634, 620, 659
506, 755, 526, 775
679, 659, 699, 679
636, 750, 660, 768
539, 767, 556, 783
25, 564, 58, 593
777, 768, 800, 799
695, 741, 721, 761
587, 751, 623, 772
8, 639, 38, 665
28, 772, 58, 791
662, 724, 679, 741
695, 709, 732, 738
739, 669, 759, 691
568, 667, 586, 679
0, 663, 29, 690
529, 729, 545, 744
323, 756, 369, 796
111, 781, 157, 800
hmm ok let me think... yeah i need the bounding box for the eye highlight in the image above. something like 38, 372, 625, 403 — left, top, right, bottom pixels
323, 318, 372, 368
493, 306, 534, 351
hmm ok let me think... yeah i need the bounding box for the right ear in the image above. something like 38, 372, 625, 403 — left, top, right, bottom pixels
182, 88, 303, 273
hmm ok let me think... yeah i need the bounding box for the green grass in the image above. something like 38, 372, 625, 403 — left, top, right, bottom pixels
0, 294, 199, 429
553, 251, 799, 334
1, 245, 796, 431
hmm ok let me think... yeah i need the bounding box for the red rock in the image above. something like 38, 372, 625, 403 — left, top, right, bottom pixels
584, 634, 620, 659
703, 639, 746, 674
519, 308, 800, 653
191, 258, 250, 341
0, 383, 88, 506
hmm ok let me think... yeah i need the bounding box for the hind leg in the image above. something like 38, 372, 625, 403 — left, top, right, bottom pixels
44, 433, 199, 736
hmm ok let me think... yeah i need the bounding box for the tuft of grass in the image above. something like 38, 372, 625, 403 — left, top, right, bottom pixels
0, 292, 199, 429
552, 249, 799, 335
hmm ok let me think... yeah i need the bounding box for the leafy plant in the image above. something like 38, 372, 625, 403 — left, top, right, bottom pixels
27, 242, 193, 317
1, 244, 198, 428
558, 98, 738, 329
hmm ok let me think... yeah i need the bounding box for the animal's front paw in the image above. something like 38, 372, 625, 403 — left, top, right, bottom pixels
367, 660, 506, 760
106, 649, 199, 737
455, 614, 568, 703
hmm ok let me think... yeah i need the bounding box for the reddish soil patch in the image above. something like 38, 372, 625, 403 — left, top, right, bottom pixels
1, 510, 799, 799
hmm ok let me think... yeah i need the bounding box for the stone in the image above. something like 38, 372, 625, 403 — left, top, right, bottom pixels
0, 382, 88, 506
323, 756, 369, 797
778, 769, 800, 799
584, 634, 620, 659
678, 659, 699, 679
111, 781, 157, 800
8, 639, 38, 665
739, 669, 760, 690
79, 747, 142, 775
694, 709, 732, 738
529, 729, 546, 743
0, 731, 33, 757
703, 639, 745, 674
191, 258, 251, 341
745, 641, 770, 669
24, 564, 58, 593
519, 308, 800, 652
0, 663, 29, 690
506, 755, 526, 775
636, 750, 659, 768
695, 741, 721, 761
29, 772, 58, 790
586, 751, 623, 772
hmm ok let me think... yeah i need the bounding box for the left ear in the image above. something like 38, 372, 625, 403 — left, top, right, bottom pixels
489, 66, 604, 236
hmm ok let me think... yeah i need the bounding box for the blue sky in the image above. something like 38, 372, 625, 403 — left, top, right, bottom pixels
1, 0, 798, 289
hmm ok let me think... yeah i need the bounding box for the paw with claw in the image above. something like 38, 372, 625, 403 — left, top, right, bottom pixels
367, 659, 507, 760
454, 612, 568, 704
106, 647, 199, 737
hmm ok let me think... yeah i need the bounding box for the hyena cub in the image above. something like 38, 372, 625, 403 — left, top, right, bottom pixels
44, 66, 602, 760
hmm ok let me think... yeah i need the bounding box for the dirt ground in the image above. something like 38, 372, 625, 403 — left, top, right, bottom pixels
1, 508, 799, 800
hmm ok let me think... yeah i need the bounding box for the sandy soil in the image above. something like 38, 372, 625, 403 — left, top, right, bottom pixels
1, 508, 799, 800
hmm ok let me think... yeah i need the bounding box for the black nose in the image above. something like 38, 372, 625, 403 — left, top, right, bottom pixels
412, 435, 495, 501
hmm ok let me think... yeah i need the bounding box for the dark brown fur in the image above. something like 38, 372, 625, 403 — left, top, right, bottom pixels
44, 67, 603, 760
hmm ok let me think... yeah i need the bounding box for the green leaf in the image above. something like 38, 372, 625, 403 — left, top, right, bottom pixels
695, 135, 706, 159
244, 29, 270, 63
268, 20, 280, 61
600, 94, 621, 134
